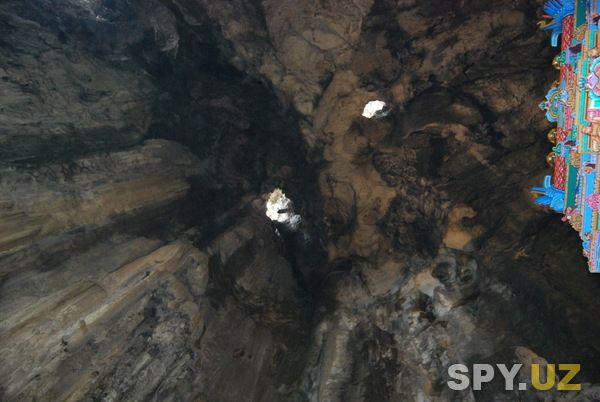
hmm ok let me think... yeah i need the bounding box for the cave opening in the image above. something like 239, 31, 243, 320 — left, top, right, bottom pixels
362, 100, 389, 119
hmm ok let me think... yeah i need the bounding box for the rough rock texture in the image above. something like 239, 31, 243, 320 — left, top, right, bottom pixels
3, 0, 600, 401
1, 217, 309, 401
0, 140, 200, 258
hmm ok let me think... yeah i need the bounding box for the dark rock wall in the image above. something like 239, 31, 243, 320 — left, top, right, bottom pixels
2, 0, 600, 401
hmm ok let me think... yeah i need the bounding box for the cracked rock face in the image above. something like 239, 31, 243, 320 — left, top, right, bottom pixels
2, 0, 600, 401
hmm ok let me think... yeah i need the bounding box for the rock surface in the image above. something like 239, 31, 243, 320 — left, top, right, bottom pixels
2, 0, 600, 401
0, 140, 200, 258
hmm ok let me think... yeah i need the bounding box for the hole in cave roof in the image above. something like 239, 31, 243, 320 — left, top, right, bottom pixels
265, 188, 301, 229
362, 100, 390, 119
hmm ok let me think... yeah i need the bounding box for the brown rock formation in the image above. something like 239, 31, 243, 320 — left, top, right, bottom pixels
2, 0, 600, 401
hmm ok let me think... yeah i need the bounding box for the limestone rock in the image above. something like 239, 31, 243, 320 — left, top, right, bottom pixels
2, 0, 600, 401
0, 140, 201, 259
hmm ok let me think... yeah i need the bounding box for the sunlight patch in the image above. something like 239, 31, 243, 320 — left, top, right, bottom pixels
362, 100, 389, 119
266, 188, 301, 229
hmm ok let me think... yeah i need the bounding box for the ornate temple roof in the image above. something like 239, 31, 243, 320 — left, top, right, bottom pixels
534, 0, 600, 272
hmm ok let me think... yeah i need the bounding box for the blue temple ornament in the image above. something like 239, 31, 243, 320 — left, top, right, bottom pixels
532, 175, 566, 213
538, 0, 575, 47
539, 86, 567, 123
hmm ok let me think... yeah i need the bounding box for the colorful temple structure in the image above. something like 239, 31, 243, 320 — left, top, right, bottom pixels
533, 0, 600, 272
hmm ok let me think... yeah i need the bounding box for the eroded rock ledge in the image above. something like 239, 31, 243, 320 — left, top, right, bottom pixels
0, 140, 200, 258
